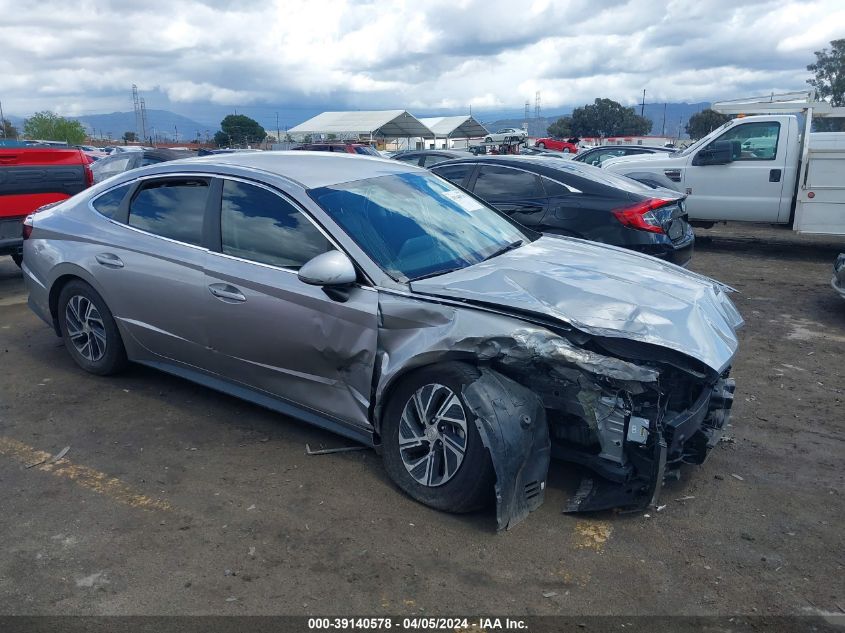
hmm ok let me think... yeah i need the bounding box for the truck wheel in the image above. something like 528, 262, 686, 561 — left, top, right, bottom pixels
57, 280, 127, 376
11, 254, 22, 267
382, 363, 494, 513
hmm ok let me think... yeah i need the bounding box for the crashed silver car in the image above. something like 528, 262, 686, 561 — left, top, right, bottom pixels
21, 152, 742, 529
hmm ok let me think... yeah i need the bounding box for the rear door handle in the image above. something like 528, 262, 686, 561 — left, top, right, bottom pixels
769, 169, 782, 183
208, 283, 246, 303
95, 253, 124, 268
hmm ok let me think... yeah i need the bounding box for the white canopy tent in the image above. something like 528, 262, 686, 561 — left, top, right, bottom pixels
419, 115, 488, 139
287, 110, 432, 142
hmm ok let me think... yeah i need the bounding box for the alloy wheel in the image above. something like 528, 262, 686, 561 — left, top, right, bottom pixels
65, 295, 107, 362
398, 383, 469, 487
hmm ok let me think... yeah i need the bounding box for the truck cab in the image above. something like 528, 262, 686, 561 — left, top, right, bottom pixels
603, 115, 801, 224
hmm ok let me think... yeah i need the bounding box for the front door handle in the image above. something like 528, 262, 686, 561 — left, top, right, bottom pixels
208, 283, 246, 303
95, 253, 124, 268
769, 169, 782, 183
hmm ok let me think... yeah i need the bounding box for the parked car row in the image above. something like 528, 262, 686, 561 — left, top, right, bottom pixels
19, 151, 742, 528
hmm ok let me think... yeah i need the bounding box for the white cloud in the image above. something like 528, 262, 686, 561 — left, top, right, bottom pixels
0, 0, 840, 118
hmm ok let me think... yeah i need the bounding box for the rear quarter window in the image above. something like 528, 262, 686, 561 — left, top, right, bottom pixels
91, 184, 132, 219
128, 179, 209, 246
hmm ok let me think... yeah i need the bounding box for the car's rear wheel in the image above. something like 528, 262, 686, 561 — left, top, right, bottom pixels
382, 363, 494, 513
562, 147, 571, 153
58, 280, 127, 375
11, 254, 22, 267
537, 142, 546, 149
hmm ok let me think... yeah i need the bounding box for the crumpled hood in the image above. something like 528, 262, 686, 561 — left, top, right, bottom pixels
411, 236, 744, 373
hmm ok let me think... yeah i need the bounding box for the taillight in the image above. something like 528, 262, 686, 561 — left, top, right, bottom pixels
22, 214, 34, 240
84, 164, 94, 187
612, 198, 674, 234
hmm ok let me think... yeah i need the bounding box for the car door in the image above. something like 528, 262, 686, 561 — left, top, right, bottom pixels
682, 120, 788, 222
468, 165, 548, 227
202, 177, 379, 428
91, 176, 212, 365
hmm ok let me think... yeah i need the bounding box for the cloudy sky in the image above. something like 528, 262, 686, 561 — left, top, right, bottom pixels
0, 0, 841, 123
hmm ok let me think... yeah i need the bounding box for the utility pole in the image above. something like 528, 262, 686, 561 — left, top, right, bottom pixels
641, 89, 646, 117
276, 112, 280, 143
0, 99, 5, 138
535, 91, 541, 119
661, 102, 667, 136
524, 100, 530, 133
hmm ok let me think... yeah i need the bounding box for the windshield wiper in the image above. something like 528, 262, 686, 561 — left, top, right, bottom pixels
410, 265, 471, 282
482, 240, 524, 262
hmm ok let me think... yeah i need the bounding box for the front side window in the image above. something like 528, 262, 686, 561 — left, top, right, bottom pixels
708, 121, 781, 161
128, 179, 208, 246
473, 166, 543, 201
422, 154, 451, 167
221, 180, 331, 269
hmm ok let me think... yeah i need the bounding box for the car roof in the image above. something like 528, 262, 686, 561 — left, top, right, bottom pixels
169, 150, 420, 189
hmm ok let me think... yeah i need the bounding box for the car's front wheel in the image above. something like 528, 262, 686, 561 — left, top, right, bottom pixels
382, 363, 494, 513
484, 136, 493, 143
58, 280, 127, 375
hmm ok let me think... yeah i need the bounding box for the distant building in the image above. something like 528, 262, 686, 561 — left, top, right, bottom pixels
581, 135, 676, 147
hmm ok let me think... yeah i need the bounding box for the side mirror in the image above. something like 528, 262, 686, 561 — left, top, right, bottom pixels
298, 250, 357, 287
694, 140, 734, 166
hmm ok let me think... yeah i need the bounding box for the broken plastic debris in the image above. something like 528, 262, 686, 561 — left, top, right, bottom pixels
656, 504, 667, 512
542, 591, 558, 598
731, 473, 745, 481
675, 496, 695, 502
305, 443, 367, 455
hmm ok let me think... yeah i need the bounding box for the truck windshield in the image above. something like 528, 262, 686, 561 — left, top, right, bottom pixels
676, 120, 735, 156
309, 172, 534, 281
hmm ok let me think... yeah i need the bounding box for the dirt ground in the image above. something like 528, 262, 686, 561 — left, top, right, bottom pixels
0, 223, 843, 617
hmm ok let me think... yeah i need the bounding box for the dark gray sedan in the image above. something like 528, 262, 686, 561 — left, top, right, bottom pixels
20, 152, 743, 528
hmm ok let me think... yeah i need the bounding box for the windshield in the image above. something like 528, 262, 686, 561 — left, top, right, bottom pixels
676, 120, 734, 156
309, 172, 533, 281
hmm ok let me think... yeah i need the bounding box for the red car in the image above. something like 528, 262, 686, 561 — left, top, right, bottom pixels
534, 137, 579, 153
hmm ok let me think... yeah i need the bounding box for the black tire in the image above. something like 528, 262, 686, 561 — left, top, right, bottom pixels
382, 362, 495, 513
11, 254, 22, 267
484, 136, 493, 143
57, 280, 127, 376
537, 142, 545, 149
562, 147, 571, 153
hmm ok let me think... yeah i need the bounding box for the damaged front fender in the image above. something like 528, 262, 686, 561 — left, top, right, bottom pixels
461, 368, 550, 531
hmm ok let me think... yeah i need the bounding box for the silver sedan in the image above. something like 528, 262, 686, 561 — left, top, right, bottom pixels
21, 152, 743, 528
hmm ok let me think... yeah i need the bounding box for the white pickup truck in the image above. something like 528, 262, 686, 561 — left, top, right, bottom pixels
603, 93, 845, 236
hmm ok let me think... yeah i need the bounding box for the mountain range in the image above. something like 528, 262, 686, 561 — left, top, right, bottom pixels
3, 102, 711, 141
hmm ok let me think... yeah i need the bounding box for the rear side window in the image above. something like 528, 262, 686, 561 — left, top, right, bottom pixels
473, 166, 543, 201
91, 156, 133, 183
394, 154, 420, 164
541, 178, 571, 197
432, 163, 474, 186
91, 184, 131, 219
221, 180, 332, 269
128, 179, 208, 246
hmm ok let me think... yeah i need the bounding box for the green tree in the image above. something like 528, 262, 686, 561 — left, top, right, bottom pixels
547, 116, 573, 138
808, 38, 845, 132
569, 98, 652, 137
23, 111, 87, 144
123, 131, 137, 142
1, 118, 17, 139
219, 114, 266, 146
685, 108, 731, 139
213, 130, 230, 147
